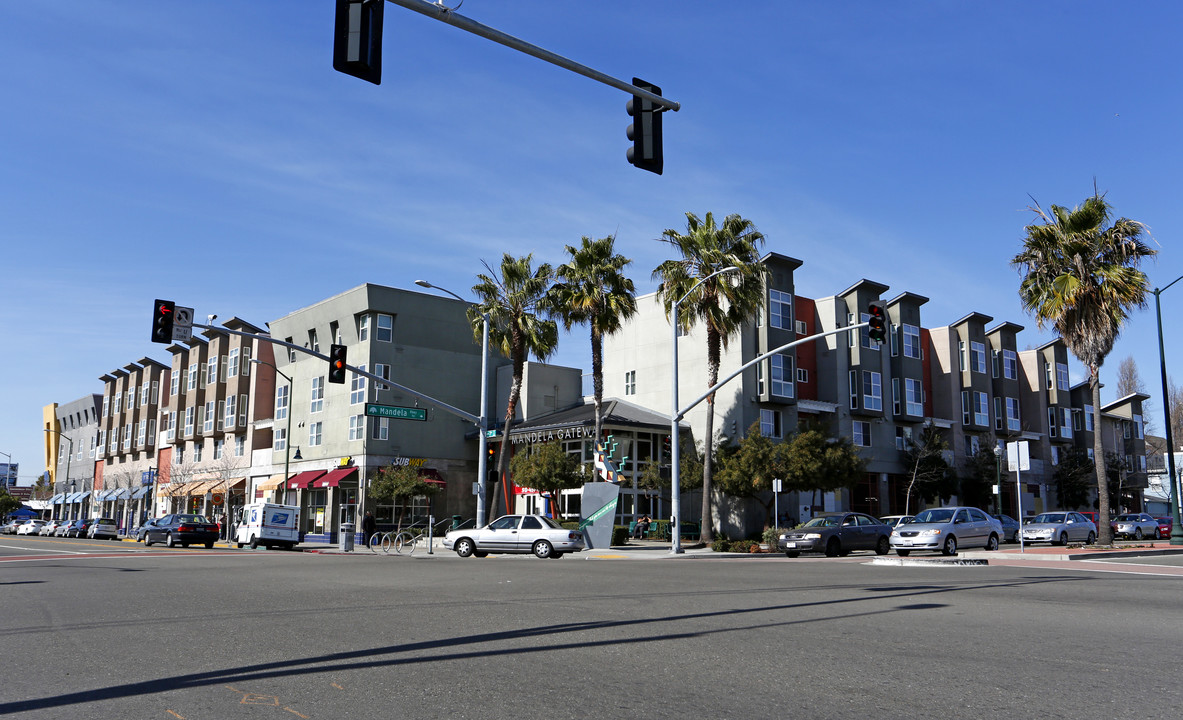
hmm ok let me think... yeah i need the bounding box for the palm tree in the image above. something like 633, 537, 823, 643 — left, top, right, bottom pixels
653, 211, 767, 544
549, 235, 637, 445
1012, 192, 1155, 544
470, 253, 559, 519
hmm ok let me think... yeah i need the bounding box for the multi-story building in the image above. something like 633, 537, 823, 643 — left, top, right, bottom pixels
95, 358, 169, 528
42, 395, 102, 520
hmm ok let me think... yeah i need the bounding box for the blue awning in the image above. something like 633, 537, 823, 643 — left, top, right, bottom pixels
50, 493, 65, 505
130, 486, 150, 500
76, 491, 91, 501
112, 488, 132, 500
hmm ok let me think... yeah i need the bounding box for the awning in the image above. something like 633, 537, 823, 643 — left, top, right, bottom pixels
131, 486, 150, 500
311, 468, 358, 488
186, 480, 219, 497
94, 489, 113, 502
286, 470, 326, 490
65, 492, 81, 503
76, 491, 91, 502
418, 468, 446, 486
50, 493, 64, 505
255, 474, 288, 492
207, 477, 246, 494
112, 488, 132, 501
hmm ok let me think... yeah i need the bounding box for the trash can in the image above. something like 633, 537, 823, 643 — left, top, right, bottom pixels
339, 522, 355, 552
452, 515, 462, 530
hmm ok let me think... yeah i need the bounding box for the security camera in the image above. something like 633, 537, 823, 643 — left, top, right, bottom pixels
207, 314, 218, 322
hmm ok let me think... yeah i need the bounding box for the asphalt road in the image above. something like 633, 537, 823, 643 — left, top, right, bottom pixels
3, 536, 1183, 719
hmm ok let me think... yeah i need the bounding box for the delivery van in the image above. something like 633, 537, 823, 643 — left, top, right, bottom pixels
235, 502, 301, 550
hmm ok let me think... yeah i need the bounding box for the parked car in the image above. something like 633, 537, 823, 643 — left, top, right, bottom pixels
16, 520, 47, 535
87, 517, 119, 540
992, 514, 1021, 543
1156, 517, 1173, 539
143, 514, 220, 548
39, 520, 62, 536
133, 518, 160, 542
443, 514, 585, 559
0, 519, 21, 534
1020, 512, 1097, 545
879, 515, 915, 529
890, 506, 1002, 556
1112, 513, 1159, 540
63, 518, 95, 538
54, 521, 73, 536
778, 512, 892, 558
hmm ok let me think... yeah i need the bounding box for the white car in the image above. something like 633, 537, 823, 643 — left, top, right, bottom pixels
1112, 513, 1158, 541
889, 506, 1002, 556
39, 520, 62, 536
17, 520, 47, 535
443, 514, 585, 559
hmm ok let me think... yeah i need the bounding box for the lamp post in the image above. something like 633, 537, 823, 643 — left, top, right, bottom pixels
252, 358, 295, 504
1152, 275, 1183, 545
993, 444, 1002, 517
44, 430, 72, 521
416, 280, 491, 528
670, 266, 742, 555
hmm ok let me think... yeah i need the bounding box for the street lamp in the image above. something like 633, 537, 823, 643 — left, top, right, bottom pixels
252, 358, 296, 506
44, 429, 72, 521
1152, 275, 1183, 545
670, 265, 742, 555
993, 443, 1002, 516
415, 280, 491, 528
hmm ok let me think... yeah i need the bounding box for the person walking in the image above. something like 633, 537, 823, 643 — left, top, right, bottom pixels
362, 511, 376, 546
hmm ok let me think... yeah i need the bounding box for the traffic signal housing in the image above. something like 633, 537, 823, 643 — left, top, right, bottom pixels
867, 301, 887, 345
333, 0, 384, 85
626, 77, 663, 174
151, 299, 175, 344
328, 344, 348, 384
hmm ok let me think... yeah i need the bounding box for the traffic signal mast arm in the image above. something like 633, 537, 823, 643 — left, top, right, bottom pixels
674, 323, 869, 423
190, 322, 479, 425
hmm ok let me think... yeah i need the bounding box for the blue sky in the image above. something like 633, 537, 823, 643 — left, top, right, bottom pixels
3, 1, 1181, 482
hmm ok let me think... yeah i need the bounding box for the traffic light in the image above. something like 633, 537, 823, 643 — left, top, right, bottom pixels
151, 299, 175, 344
328, 344, 348, 384
867, 301, 887, 345
333, 0, 384, 85
626, 77, 663, 174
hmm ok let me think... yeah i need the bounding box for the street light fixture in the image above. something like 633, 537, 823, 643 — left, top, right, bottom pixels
252, 359, 296, 507
670, 265, 742, 555
415, 279, 491, 528
43, 429, 72, 521
1151, 275, 1183, 545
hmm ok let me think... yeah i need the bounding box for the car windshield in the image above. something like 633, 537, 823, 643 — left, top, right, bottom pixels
913, 509, 955, 524
1033, 513, 1066, 524
539, 516, 563, 529
1116, 515, 1139, 521
802, 516, 841, 528
177, 515, 208, 523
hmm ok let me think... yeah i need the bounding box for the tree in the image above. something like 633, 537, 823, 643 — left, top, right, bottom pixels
714, 422, 785, 526
1054, 447, 1094, 510
470, 253, 559, 519
781, 421, 866, 501
901, 423, 956, 514
549, 235, 637, 445
508, 441, 584, 517
0, 488, 21, 518
653, 211, 767, 543
1116, 356, 1155, 437
637, 435, 704, 499
960, 445, 998, 511
1013, 191, 1155, 544
368, 463, 441, 528
1104, 451, 1135, 513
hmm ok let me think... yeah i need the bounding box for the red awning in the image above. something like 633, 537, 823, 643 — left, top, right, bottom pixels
286, 470, 326, 489
312, 467, 359, 488
418, 468, 446, 485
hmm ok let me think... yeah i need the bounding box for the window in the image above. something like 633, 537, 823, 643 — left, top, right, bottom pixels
771, 355, 794, 398
961, 391, 971, 425
859, 313, 879, 350
760, 409, 782, 439
137, 420, 146, 446
375, 363, 391, 391
274, 427, 286, 452
862, 371, 882, 411
905, 378, 923, 417
1060, 408, 1073, 439
795, 320, 807, 335
309, 421, 323, 446
372, 417, 389, 441
102, 394, 109, 418
849, 370, 859, 409
89, 436, 96, 458
895, 426, 912, 451
167, 412, 176, 441
330, 321, 341, 345
893, 378, 901, 415
220, 355, 229, 383
1048, 408, 1057, 437
994, 396, 1003, 430
113, 392, 122, 414
359, 314, 370, 341
206, 357, 218, 385
1003, 350, 1018, 380
796, 367, 808, 383
973, 392, 988, 426
224, 395, 237, 429
991, 349, 1000, 379
1084, 404, 1094, 431
1006, 398, 1020, 432
958, 341, 966, 372
239, 395, 248, 428
308, 329, 320, 354
228, 348, 239, 378
187, 363, 198, 391
902, 324, 921, 359
349, 415, 364, 441
756, 363, 765, 396
1056, 363, 1070, 391
310, 377, 324, 413
1050, 446, 1060, 466
351, 364, 368, 405
285, 337, 296, 363
770, 290, 792, 330
204, 401, 215, 432
193, 443, 202, 462
624, 370, 636, 395
376, 314, 393, 342
184, 407, 195, 436
1133, 414, 1144, 439
970, 342, 986, 374
890, 324, 899, 357
1072, 408, 1082, 431
174, 446, 184, 465
241, 347, 251, 375
234, 435, 245, 457
966, 434, 980, 456
141, 383, 151, 406
1045, 362, 1053, 390
214, 438, 224, 460
852, 421, 871, 447
276, 385, 289, 421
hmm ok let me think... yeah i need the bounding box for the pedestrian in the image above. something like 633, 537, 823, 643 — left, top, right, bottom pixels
634, 514, 651, 539
362, 511, 375, 546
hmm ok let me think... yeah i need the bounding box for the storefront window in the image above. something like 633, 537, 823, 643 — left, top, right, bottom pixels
306, 489, 327, 534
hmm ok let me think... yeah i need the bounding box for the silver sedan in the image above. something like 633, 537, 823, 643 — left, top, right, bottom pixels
1020, 512, 1096, 545
1112, 513, 1158, 540
443, 514, 585, 559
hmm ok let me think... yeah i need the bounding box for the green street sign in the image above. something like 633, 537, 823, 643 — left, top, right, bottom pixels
365, 403, 427, 421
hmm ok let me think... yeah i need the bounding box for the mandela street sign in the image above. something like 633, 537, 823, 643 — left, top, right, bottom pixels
365, 403, 427, 421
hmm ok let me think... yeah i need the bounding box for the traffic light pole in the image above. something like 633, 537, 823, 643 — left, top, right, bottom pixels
386, 0, 680, 113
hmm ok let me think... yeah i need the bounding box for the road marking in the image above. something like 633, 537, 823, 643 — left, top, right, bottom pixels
166, 711, 185, 719
0, 544, 85, 554
331, 682, 344, 690
284, 708, 309, 718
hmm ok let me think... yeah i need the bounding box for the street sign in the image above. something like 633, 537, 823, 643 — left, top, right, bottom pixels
1006, 440, 1030, 473
172, 306, 194, 342
365, 403, 427, 421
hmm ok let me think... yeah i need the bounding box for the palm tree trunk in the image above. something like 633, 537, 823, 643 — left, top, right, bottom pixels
591, 329, 604, 443
1091, 370, 1112, 544
491, 375, 522, 521
699, 329, 722, 545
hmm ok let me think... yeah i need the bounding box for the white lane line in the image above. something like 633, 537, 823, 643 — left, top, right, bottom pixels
0, 544, 86, 554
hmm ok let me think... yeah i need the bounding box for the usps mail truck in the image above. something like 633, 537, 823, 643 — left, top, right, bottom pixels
235, 502, 301, 550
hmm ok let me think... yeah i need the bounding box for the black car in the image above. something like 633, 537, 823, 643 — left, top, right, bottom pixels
777, 512, 893, 558
63, 518, 95, 538
133, 518, 161, 542
143, 514, 219, 548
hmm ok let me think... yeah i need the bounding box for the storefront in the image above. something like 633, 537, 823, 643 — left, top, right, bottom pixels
284, 467, 360, 543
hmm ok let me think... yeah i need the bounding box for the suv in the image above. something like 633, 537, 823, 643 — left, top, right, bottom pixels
87, 517, 119, 540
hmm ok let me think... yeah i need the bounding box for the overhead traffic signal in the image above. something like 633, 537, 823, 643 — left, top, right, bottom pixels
151, 299, 175, 344
328, 344, 348, 384
626, 77, 663, 175
867, 301, 887, 345
333, 0, 384, 85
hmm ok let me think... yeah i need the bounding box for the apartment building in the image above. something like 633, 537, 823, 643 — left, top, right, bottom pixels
42, 395, 103, 520
95, 358, 169, 527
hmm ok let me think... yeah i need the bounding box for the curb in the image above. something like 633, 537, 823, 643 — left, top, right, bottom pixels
870, 557, 990, 567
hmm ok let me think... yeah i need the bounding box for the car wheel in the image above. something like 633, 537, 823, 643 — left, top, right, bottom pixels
236, 543, 244, 549
166, 533, 176, 548
454, 538, 475, 558
942, 535, 958, 556
473, 550, 488, 558
1134, 528, 1143, 540
532, 540, 554, 559
824, 538, 841, 558
145, 537, 153, 547
1087, 531, 1096, 545
548, 552, 564, 559
249, 535, 259, 550
1058, 532, 1069, 546
204, 542, 214, 549
876, 537, 890, 555
786, 551, 800, 558
985, 534, 999, 552
896, 550, 911, 557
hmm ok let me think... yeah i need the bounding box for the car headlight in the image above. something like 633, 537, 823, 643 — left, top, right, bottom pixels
918, 529, 942, 536
802, 533, 821, 540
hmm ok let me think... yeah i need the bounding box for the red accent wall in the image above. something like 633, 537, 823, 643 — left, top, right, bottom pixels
921, 327, 934, 417
795, 295, 818, 401
93, 461, 104, 491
